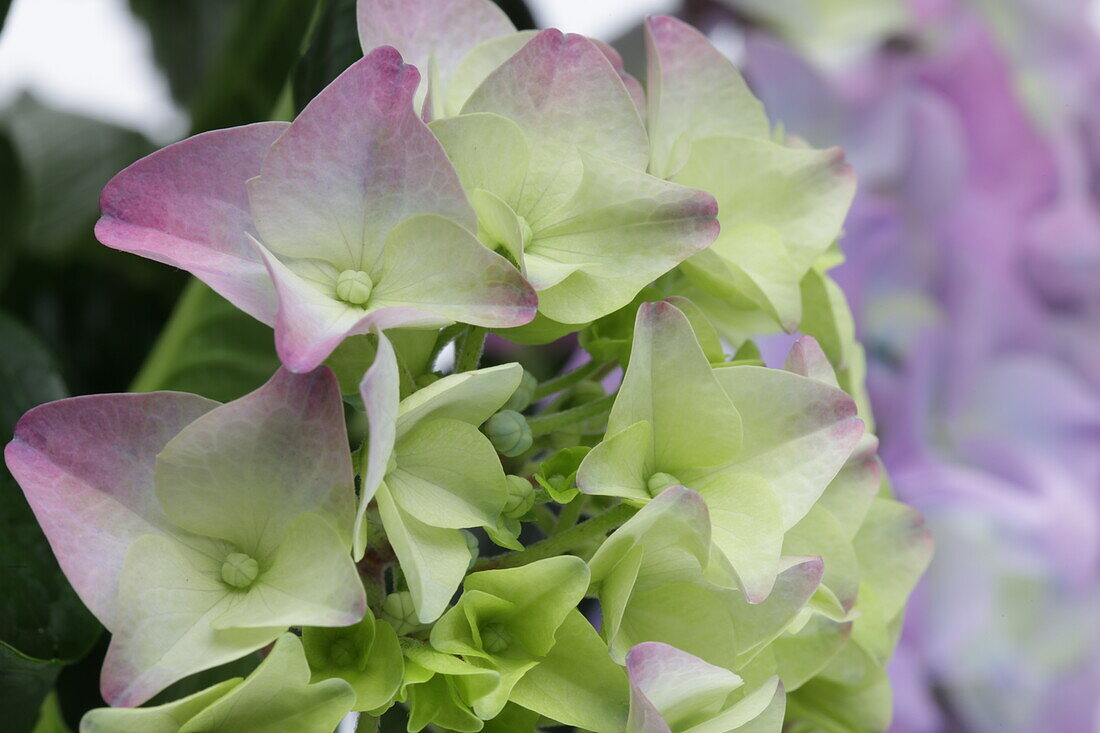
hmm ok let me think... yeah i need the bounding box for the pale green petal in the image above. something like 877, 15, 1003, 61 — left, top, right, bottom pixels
730, 558, 824, 659
688, 676, 785, 733
376, 482, 471, 623
397, 362, 522, 438
711, 365, 862, 529
389, 418, 509, 529
80, 679, 240, 733
101, 535, 282, 707
368, 214, 537, 328
510, 611, 630, 733
644, 15, 770, 178
355, 330, 400, 560
625, 642, 743, 732
618, 583, 740, 669
430, 113, 530, 210
303, 614, 404, 712
815, 452, 881, 541
786, 650, 892, 733
528, 153, 718, 324
695, 472, 784, 603
181, 634, 355, 733
607, 301, 741, 474
576, 420, 654, 501
155, 368, 355, 559
470, 187, 527, 270
445, 32, 537, 117
675, 135, 855, 277
767, 614, 851, 691
214, 513, 365, 630
664, 296, 725, 363
782, 505, 859, 610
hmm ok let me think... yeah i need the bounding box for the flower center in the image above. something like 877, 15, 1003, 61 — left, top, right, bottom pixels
328, 635, 359, 668
481, 622, 511, 654
220, 552, 259, 589
335, 269, 374, 306
646, 472, 681, 497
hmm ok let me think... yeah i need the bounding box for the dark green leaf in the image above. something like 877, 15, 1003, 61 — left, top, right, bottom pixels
0, 313, 101, 733
129, 279, 279, 401
129, 0, 322, 132
293, 0, 361, 113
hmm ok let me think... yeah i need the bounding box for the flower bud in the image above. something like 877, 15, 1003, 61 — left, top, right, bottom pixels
335, 269, 373, 305
483, 410, 533, 457
381, 591, 422, 636
481, 622, 512, 654
503, 370, 538, 412
646, 472, 681, 497
503, 475, 535, 518
220, 552, 259, 589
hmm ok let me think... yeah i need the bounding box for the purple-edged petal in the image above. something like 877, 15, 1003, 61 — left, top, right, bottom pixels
248, 47, 475, 269
783, 335, 840, 387
626, 642, 742, 733
4, 392, 218, 629
95, 123, 288, 324
357, 0, 516, 120
355, 330, 400, 559
644, 15, 770, 178
154, 367, 355, 557
462, 29, 649, 174
711, 364, 864, 529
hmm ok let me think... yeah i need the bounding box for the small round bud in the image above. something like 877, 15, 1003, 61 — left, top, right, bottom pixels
503, 475, 535, 518
483, 410, 533, 457
461, 529, 480, 569
220, 552, 259, 589
481, 622, 512, 654
503, 370, 538, 412
335, 269, 374, 306
646, 472, 681, 497
381, 591, 422, 635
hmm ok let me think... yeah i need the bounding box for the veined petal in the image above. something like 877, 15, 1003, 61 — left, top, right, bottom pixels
530, 153, 718, 324
248, 48, 475, 269
576, 420, 654, 502
676, 135, 856, 279
4, 392, 218, 629
155, 367, 355, 557
626, 642, 742, 733
214, 513, 366, 630
644, 15, 769, 178
95, 123, 288, 325
357, 0, 516, 120
711, 365, 863, 529
376, 482, 471, 623
396, 362, 521, 438
607, 301, 742, 474
430, 113, 531, 210
445, 32, 537, 118
368, 214, 537, 327
101, 535, 283, 707
389, 418, 509, 529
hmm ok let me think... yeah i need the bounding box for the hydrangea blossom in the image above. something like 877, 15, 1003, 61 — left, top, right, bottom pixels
3, 0, 933, 730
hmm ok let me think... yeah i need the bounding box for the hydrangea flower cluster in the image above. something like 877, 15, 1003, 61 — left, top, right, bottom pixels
4, 1, 930, 730
712, 0, 1100, 729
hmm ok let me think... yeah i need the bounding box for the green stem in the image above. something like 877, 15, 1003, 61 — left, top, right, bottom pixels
454, 326, 486, 373
534, 504, 557, 535
532, 360, 602, 400
527, 394, 615, 437
553, 494, 586, 535
474, 504, 637, 570
426, 323, 465, 369
129, 279, 208, 392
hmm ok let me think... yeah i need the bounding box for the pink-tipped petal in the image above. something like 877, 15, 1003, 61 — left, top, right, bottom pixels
463, 29, 649, 171
644, 15, 770, 178
357, 0, 516, 119
4, 392, 219, 629
154, 367, 355, 557
784, 335, 840, 387
248, 47, 475, 270
95, 122, 288, 324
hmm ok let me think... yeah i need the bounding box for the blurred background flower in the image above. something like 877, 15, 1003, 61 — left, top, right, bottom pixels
1, 0, 1099, 730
